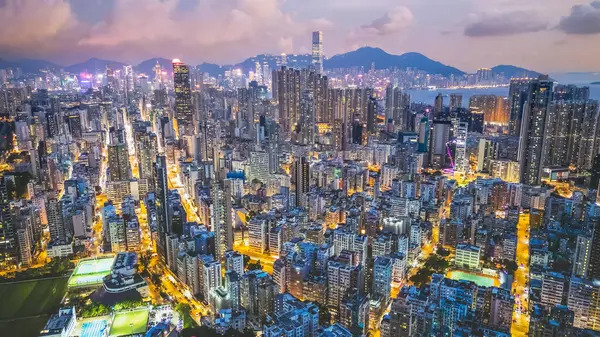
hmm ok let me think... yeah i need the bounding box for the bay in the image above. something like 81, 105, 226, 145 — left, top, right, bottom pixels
406, 85, 600, 107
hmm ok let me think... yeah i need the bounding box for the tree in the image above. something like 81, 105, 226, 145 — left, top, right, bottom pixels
243, 255, 251, 269
80, 303, 110, 318
503, 259, 518, 275
437, 247, 450, 257
151, 273, 162, 288
410, 269, 433, 287
247, 260, 262, 271
424, 255, 450, 273
317, 305, 331, 326
139, 250, 151, 273
552, 258, 570, 274
176, 303, 198, 329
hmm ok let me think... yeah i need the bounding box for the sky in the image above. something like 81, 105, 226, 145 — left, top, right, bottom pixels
0, 0, 599, 72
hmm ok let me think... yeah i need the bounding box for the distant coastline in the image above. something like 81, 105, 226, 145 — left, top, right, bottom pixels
591, 81, 600, 85
407, 85, 600, 105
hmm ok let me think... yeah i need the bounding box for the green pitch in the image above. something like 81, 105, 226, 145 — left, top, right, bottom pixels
0, 277, 68, 320
109, 308, 149, 336
68, 256, 115, 288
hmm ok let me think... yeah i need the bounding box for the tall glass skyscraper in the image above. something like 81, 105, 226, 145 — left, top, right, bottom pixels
312, 31, 323, 74
172, 59, 193, 132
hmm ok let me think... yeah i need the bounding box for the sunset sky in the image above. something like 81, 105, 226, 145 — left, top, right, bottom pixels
1, 0, 599, 72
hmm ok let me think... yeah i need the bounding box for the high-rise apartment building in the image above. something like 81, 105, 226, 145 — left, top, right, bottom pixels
272, 67, 301, 135
434, 93, 444, 119
47, 197, 66, 242
508, 78, 532, 136
518, 76, 553, 185
136, 131, 158, 186
372, 256, 393, 305
449, 94, 462, 112
107, 143, 131, 181
454, 122, 469, 174
211, 180, 233, 260
544, 100, 599, 170
0, 175, 13, 267
154, 155, 170, 257
293, 156, 309, 208
327, 260, 364, 318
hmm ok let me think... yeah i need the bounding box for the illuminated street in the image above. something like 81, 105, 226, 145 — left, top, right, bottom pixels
233, 240, 275, 274
511, 212, 531, 336
0, 13, 596, 337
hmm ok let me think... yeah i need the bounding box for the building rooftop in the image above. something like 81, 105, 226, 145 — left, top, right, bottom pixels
39, 307, 75, 337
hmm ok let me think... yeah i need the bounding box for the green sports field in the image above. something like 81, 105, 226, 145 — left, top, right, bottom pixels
68, 256, 115, 288
0, 277, 69, 337
0, 315, 50, 337
0, 277, 68, 319
109, 308, 149, 337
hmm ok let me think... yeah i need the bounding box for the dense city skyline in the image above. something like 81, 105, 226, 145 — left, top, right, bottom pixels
3, 2, 600, 337
1, 0, 600, 72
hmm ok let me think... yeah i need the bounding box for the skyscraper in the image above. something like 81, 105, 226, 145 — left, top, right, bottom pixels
449, 94, 462, 112
47, 197, 66, 242
124, 65, 134, 103
294, 156, 309, 208
154, 155, 170, 257
544, 100, 599, 171
587, 220, 600, 280
518, 76, 553, 186
0, 175, 13, 267
428, 120, 451, 169
272, 67, 301, 135
135, 130, 158, 186
454, 122, 469, 174
372, 256, 393, 304
366, 95, 377, 133
107, 143, 131, 181
312, 31, 323, 74
434, 93, 444, 119
299, 90, 315, 145
508, 78, 532, 136
173, 59, 193, 132
211, 180, 233, 260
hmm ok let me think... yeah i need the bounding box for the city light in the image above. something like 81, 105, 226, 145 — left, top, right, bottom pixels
0, 16, 595, 337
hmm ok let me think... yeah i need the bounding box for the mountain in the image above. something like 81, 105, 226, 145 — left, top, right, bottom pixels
0, 47, 542, 80
197, 54, 312, 77
15, 59, 61, 73
135, 58, 173, 76
0, 58, 59, 74
64, 58, 126, 74
324, 47, 465, 77
491, 65, 541, 79
199, 62, 230, 75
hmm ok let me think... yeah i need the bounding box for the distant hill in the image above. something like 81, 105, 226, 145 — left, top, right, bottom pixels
135, 58, 173, 76
0, 58, 59, 74
323, 47, 465, 77
491, 65, 541, 79
194, 48, 466, 78
64, 58, 126, 74
198, 62, 229, 75
197, 54, 311, 76
0, 47, 542, 80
